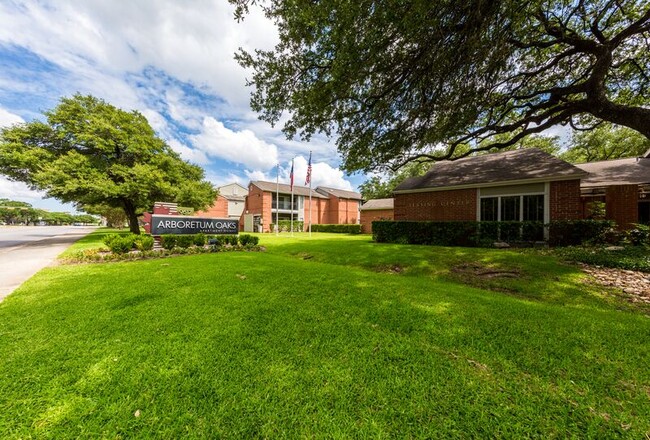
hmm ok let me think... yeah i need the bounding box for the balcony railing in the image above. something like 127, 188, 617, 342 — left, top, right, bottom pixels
272, 201, 299, 210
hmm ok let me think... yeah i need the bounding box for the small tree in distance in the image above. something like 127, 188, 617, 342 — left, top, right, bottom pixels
0, 95, 217, 234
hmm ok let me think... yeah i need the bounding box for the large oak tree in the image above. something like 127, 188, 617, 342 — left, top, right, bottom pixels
232, 0, 650, 171
0, 95, 217, 234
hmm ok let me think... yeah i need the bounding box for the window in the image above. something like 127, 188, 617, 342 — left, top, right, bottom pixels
523, 195, 544, 221
272, 195, 299, 210
500, 196, 520, 221
480, 197, 498, 221
479, 194, 545, 222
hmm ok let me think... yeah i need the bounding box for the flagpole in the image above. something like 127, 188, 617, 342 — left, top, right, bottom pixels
290, 158, 294, 237
308, 151, 312, 237
275, 163, 279, 236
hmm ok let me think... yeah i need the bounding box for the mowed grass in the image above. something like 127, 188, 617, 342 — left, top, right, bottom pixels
57, 228, 125, 257
1, 232, 649, 438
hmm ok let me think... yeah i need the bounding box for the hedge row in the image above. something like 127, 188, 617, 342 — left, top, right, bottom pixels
372, 220, 615, 247
310, 224, 362, 234
103, 233, 154, 254
270, 220, 304, 232
160, 233, 258, 250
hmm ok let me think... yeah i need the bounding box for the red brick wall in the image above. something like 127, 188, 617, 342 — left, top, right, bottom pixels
242, 185, 273, 232
321, 196, 338, 224
360, 209, 394, 233
305, 197, 328, 225
394, 189, 477, 221
336, 198, 360, 224
606, 184, 638, 230
550, 180, 582, 220
196, 195, 228, 218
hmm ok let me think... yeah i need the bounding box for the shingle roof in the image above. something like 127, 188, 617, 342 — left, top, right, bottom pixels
221, 195, 246, 202
575, 157, 650, 187
394, 148, 587, 192
315, 186, 363, 200
251, 181, 329, 198
360, 198, 394, 210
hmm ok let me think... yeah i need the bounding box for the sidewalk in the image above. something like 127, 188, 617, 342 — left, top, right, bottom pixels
0, 228, 94, 301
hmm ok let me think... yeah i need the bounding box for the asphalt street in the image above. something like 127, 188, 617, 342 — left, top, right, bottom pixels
0, 226, 96, 301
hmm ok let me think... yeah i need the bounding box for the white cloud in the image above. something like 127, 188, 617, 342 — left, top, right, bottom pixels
190, 117, 279, 170
0, 1, 278, 113
140, 109, 172, 138
292, 156, 353, 190
0, 107, 24, 127
0, 1, 364, 209
542, 124, 572, 144
244, 156, 353, 190
245, 169, 270, 182
167, 139, 210, 165
0, 176, 44, 200
206, 171, 245, 188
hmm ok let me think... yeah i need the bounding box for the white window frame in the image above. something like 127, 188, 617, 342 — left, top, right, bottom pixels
477, 183, 551, 239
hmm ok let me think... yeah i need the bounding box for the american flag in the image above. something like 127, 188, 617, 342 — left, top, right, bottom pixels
289, 159, 294, 191
305, 151, 312, 186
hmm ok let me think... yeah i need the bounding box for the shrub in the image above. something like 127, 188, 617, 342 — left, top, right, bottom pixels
134, 235, 154, 251
626, 224, 650, 246
373, 221, 479, 246
586, 201, 606, 219
311, 224, 362, 234
103, 233, 122, 248
547, 220, 615, 246
208, 235, 239, 246
160, 235, 177, 250
239, 234, 259, 246
273, 220, 304, 232
193, 233, 206, 246
207, 235, 224, 246
373, 220, 614, 247
175, 235, 196, 248
105, 235, 137, 254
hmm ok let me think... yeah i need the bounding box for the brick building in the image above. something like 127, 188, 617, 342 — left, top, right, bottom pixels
363, 148, 650, 232
196, 183, 248, 220
393, 149, 586, 226
360, 198, 394, 234
241, 181, 362, 232
576, 154, 650, 229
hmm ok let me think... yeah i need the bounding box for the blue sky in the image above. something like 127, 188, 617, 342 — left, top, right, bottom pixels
0, 1, 365, 212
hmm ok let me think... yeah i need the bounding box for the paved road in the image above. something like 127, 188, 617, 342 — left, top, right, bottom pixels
0, 226, 96, 301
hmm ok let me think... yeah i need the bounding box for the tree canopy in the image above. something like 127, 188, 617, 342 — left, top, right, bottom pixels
0, 95, 217, 234
0, 199, 98, 226
562, 123, 650, 162
232, 0, 650, 172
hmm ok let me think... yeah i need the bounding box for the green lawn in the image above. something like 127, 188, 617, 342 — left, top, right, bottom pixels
57, 228, 125, 257
1, 231, 649, 438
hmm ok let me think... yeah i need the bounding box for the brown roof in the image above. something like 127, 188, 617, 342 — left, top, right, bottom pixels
394, 148, 587, 192
315, 186, 363, 200
251, 181, 329, 198
575, 157, 650, 188
221, 195, 246, 202
360, 198, 394, 210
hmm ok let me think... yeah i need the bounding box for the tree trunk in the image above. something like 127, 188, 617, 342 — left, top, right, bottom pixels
122, 200, 141, 235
